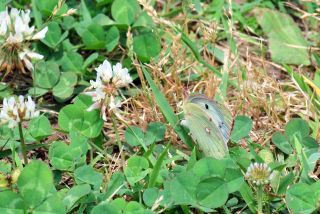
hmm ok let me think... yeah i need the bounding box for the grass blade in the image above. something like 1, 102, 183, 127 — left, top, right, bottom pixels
148, 143, 171, 188
141, 64, 193, 148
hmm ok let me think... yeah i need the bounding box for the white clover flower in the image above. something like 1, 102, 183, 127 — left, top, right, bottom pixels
245, 163, 273, 186
90, 59, 132, 89
0, 7, 48, 74
0, 95, 39, 128
85, 59, 132, 120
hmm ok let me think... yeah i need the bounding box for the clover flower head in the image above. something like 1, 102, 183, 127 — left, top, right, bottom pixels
91, 59, 132, 89
245, 163, 272, 186
0, 95, 39, 128
85, 59, 132, 120
0, 7, 48, 73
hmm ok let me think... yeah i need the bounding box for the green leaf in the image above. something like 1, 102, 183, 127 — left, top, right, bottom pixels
49, 141, 76, 171
125, 126, 145, 147
28, 87, 49, 97
74, 165, 103, 190
60, 52, 84, 73
79, 24, 106, 49
106, 26, 120, 52
124, 156, 150, 186
124, 201, 150, 213
133, 31, 161, 62
0, 191, 25, 213
34, 61, 60, 89
58, 104, 103, 138
63, 184, 91, 212
111, 0, 140, 25
271, 132, 293, 154
255, 8, 311, 65
143, 187, 160, 207
52, 72, 78, 101
196, 177, 228, 209
83, 53, 99, 70
133, 11, 155, 28
29, 115, 52, 141
41, 22, 64, 48
230, 115, 253, 142
286, 183, 318, 213
49, 133, 88, 171
142, 65, 193, 148
163, 171, 199, 205
91, 202, 120, 214
33, 193, 65, 214
17, 160, 54, 208
35, 0, 67, 17
285, 118, 310, 140
105, 172, 126, 199
146, 122, 166, 143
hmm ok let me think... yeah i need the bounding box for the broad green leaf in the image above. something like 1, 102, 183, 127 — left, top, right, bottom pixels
125, 126, 145, 147
104, 172, 126, 199
49, 141, 76, 171
29, 115, 52, 141
74, 165, 103, 190
133, 31, 161, 62
146, 122, 166, 143
106, 26, 120, 52
79, 24, 106, 49
17, 161, 54, 208
111, 0, 140, 25
49, 132, 88, 171
53, 72, 78, 101
196, 177, 228, 209
41, 22, 65, 48
124, 156, 150, 186
35, 0, 67, 17
133, 11, 155, 28
58, 104, 103, 138
0, 191, 25, 214
230, 116, 253, 142
163, 171, 199, 205
285, 118, 310, 140
83, 53, 99, 70
255, 8, 311, 65
33, 193, 65, 214
286, 183, 318, 213
271, 132, 293, 154
124, 201, 150, 213
91, 202, 120, 214
63, 184, 91, 212
143, 187, 160, 207
60, 52, 84, 73
34, 61, 60, 89
92, 14, 115, 26
28, 87, 49, 97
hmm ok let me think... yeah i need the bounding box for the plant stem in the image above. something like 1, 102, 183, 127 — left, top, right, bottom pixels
257, 185, 264, 214
18, 122, 28, 164
111, 113, 125, 164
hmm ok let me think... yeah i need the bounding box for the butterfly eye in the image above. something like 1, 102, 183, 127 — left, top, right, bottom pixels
205, 104, 209, 110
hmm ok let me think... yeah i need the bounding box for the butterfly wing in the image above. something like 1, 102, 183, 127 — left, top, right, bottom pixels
188, 95, 232, 145
182, 101, 229, 159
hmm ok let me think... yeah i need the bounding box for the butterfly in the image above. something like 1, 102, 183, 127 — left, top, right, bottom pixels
181, 94, 233, 159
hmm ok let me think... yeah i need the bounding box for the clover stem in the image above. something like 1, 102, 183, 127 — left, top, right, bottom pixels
18, 122, 28, 164
257, 185, 264, 214
111, 112, 125, 164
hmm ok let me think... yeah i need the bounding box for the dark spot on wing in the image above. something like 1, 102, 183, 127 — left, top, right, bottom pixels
205, 104, 209, 110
